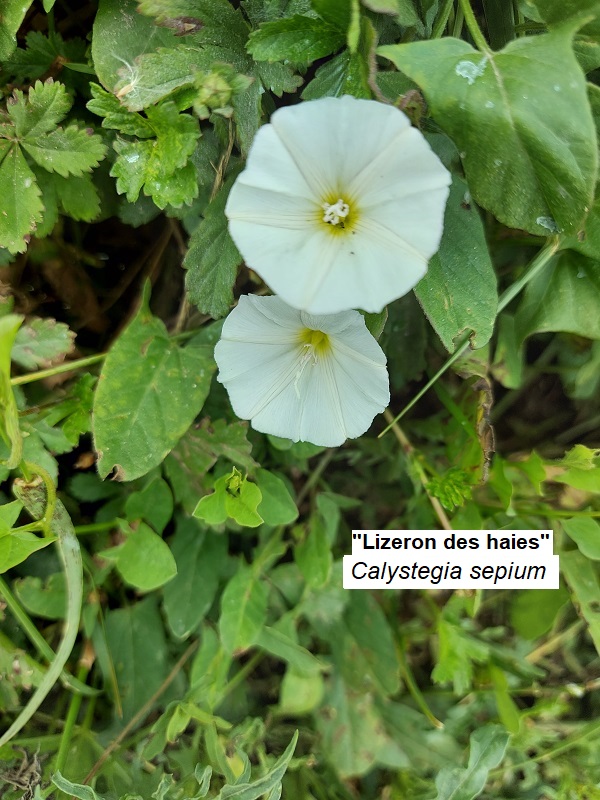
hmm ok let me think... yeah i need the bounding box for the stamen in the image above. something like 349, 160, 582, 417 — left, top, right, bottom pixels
322, 198, 350, 226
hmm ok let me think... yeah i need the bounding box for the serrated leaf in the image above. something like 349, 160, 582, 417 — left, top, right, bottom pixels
434, 725, 510, 800
184, 177, 242, 318
0, 144, 43, 254
415, 174, 497, 351
219, 563, 268, 653
93, 284, 216, 481
7, 80, 72, 138
256, 61, 303, 97
87, 83, 154, 137
379, 28, 598, 235
52, 173, 102, 221
432, 618, 489, 694
3, 31, 87, 84
22, 124, 107, 177
247, 16, 344, 63
12, 317, 75, 370
101, 521, 177, 591
0, 0, 34, 61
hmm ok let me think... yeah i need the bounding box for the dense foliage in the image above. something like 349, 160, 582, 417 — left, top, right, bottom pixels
0, 0, 599, 798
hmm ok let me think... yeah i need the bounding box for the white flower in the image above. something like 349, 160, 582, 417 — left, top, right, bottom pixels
225, 95, 451, 315
214, 295, 390, 447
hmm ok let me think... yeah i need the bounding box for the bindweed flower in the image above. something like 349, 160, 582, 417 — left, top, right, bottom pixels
214, 295, 390, 447
225, 95, 451, 315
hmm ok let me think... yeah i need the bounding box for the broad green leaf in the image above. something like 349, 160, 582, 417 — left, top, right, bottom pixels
52, 773, 104, 800
91, 0, 179, 94
294, 514, 332, 588
46, 173, 102, 222
361, 0, 422, 30
219, 563, 268, 654
301, 17, 374, 99
341, 591, 400, 695
561, 550, 600, 656
21, 124, 106, 178
100, 521, 177, 591
0, 144, 43, 254
184, 177, 242, 319
13, 572, 67, 619
93, 286, 216, 481
514, 252, 600, 341
0, 0, 33, 60
312, 0, 352, 32
102, 595, 170, 722
255, 469, 298, 526
194, 474, 229, 526
530, 0, 600, 32
256, 626, 324, 675
317, 675, 405, 778
379, 28, 598, 235
562, 517, 600, 560
125, 477, 174, 534
247, 16, 344, 63
0, 531, 55, 573
12, 317, 75, 370
216, 731, 297, 800
163, 519, 226, 638
223, 469, 263, 527
415, 174, 497, 351
510, 587, 569, 640
279, 667, 324, 715
434, 725, 510, 800
0, 500, 23, 532
0, 314, 24, 468
7, 80, 72, 139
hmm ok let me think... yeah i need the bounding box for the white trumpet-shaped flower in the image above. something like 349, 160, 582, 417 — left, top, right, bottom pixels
214, 295, 390, 447
225, 95, 451, 315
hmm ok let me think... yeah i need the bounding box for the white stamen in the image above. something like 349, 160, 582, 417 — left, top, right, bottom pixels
322, 198, 350, 226
294, 343, 319, 397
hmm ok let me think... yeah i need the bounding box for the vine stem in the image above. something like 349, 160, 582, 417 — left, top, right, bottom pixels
11, 353, 106, 387
458, 0, 491, 53
379, 236, 561, 436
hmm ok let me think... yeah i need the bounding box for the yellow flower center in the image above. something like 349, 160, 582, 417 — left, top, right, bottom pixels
299, 328, 330, 357
320, 195, 357, 234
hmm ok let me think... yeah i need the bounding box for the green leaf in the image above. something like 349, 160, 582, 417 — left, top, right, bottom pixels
510, 587, 569, 640
0, 500, 23, 532
294, 514, 332, 588
87, 83, 155, 137
379, 28, 598, 235
12, 317, 75, 370
216, 730, 298, 800
432, 618, 489, 694
103, 595, 170, 722
110, 101, 200, 208
193, 474, 229, 526
0, 314, 24, 468
434, 725, 510, 800
362, 0, 423, 30
21, 124, 106, 178
93, 285, 216, 481
2, 31, 87, 85
562, 517, 600, 560
125, 477, 174, 533
255, 469, 298, 525
0, 144, 43, 254
415, 174, 497, 351
53, 773, 104, 800
13, 572, 67, 619
257, 625, 324, 674
514, 252, 600, 341
0, 531, 55, 573
46, 173, 102, 222
247, 16, 344, 63
0, 0, 33, 60
301, 17, 374, 99
530, 0, 600, 31
224, 469, 263, 527
184, 177, 242, 318
163, 519, 226, 639
317, 675, 405, 778
100, 521, 177, 591
279, 667, 324, 715
561, 550, 600, 656
219, 563, 268, 654
7, 80, 72, 139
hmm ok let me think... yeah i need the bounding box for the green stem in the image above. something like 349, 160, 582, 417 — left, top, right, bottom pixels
54, 663, 90, 773
74, 520, 119, 535
397, 638, 443, 729
452, 5, 464, 37
218, 652, 264, 705
458, 0, 491, 53
380, 237, 561, 435
11, 353, 105, 387
432, 0, 455, 38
